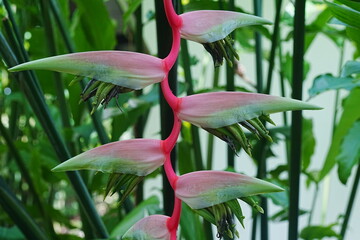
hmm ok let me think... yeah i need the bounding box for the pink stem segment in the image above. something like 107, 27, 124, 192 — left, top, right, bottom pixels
167, 197, 182, 240
163, 0, 182, 29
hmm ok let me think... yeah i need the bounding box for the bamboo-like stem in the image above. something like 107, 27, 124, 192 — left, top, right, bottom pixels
307, 184, 319, 226
340, 161, 360, 239
134, 4, 145, 205
288, 0, 306, 239
2, 0, 41, 91
206, 68, 220, 171
226, 0, 236, 169
155, 0, 178, 216
265, 0, 283, 94
48, 0, 110, 145
251, 1, 269, 239
180, 38, 204, 170
0, 177, 48, 240
39, 0, 74, 154
0, 33, 109, 239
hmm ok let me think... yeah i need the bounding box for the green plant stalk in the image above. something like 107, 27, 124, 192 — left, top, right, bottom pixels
340, 161, 360, 239
278, 32, 291, 165
307, 183, 319, 226
134, 4, 145, 205
0, 177, 48, 240
2, 0, 41, 91
254, 0, 264, 94
181, 39, 204, 171
206, 68, 220, 171
226, 0, 235, 169
39, 0, 74, 153
49, 0, 110, 145
155, 0, 178, 216
250, 0, 270, 239
289, 0, 306, 239
0, 34, 109, 239
265, 0, 283, 94
0, 120, 57, 238
320, 39, 345, 225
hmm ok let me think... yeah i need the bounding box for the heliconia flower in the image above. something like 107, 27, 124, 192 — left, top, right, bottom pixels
176, 91, 320, 154
179, 10, 272, 66
122, 215, 171, 240
176, 92, 321, 129
175, 170, 283, 210
9, 51, 166, 90
52, 139, 165, 176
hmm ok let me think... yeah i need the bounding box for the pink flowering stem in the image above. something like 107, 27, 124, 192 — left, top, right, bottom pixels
168, 197, 182, 240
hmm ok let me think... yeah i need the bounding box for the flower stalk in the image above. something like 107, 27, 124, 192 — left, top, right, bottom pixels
7, 0, 322, 239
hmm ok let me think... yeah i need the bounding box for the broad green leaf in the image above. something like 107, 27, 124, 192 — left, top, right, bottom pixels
302, 118, 316, 170
341, 60, 360, 77
337, 120, 360, 184
180, 204, 206, 240
109, 101, 151, 141
300, 225, 339, 239
270, 208, 308, 222
110, 196, 161, 237
178, 140, 196, 175
326, 1, 360, 30
308, 73, 360, 98
346, 27, 360, 58
320, 88, 360, 180
71, 0, 116, 51
0, 226, 24, 240
336, 0, 360, 12
283, 53, 311, 84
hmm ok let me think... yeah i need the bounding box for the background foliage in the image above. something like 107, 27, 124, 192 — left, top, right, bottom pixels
0, 0, 359, 239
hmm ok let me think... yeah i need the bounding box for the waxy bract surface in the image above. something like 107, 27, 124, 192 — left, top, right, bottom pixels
9, 51, 166, 90
52, 139, 165, 176
180, 10, 271, 43
175, 170, 283, 209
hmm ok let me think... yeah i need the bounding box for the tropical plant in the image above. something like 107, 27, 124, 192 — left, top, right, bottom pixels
0, 0, 359, 240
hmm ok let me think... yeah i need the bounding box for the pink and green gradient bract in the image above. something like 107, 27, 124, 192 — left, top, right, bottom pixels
180, 10, 272, 43
175, 171, 283, 209
52, 139, 165, 176
122, 215, 171, 240
177, 91, 321, 128
9, 51, 166, 90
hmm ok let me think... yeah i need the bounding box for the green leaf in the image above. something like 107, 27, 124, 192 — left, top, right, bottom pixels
0, 226, 24, 240
336, 0, 360, 12
178, 140, 196, 174
300, 225, 339, 239
109, 100, 151, 141
302, 118, 316, 171
326, 1, 360, 30
320, 88, 360, 180
110, 196, 161, 238
341, 60, 360, 77
346, 27, 360, 57
180, 204, 206, 240
308, 73, 360, 98
337, 120, 360, 184
283, 53, 311, 84
71, 0, 116, 51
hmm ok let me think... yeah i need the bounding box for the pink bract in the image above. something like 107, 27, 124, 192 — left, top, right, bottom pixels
180, 10, 271, 43
9, 51, 166, 90
176, 91, 321, 128
175, 170, 283, 209
52, 139, 165, 176
122, 215, 171, 240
